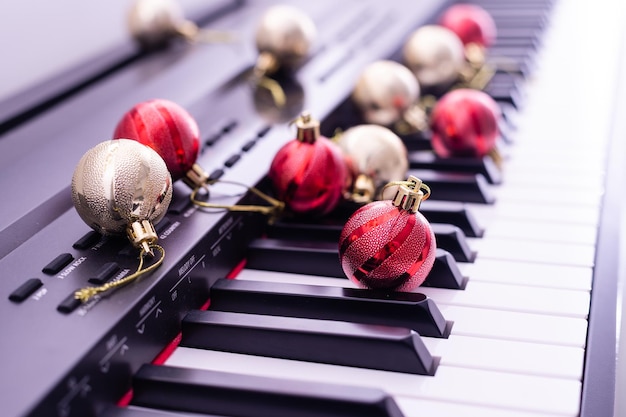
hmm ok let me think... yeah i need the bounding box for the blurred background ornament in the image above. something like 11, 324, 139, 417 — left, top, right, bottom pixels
335, 124, 408, 203
439, 3, 497, 48
128, 0, 235, 49
113, 98, 207, 189
430, 88, 501, 160
403, 25, 466, 92
252, 5, 316, 108
339, 176, 436, 292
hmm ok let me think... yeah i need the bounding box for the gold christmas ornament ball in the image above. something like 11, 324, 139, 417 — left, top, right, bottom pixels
71, 139, 173, 236
403, 25, 465, 90
255, 5, 317, 69
337, 124, 409, 191
127, 0, 186, 48
352, 60, 420, 126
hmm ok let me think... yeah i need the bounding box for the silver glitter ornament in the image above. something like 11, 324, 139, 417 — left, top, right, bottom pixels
337, 124, 408, 202
403, 25, 465, 90
71, 139, 173, 253
351, 60, 420, 126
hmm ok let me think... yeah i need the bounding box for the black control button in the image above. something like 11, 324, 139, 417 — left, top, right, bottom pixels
241, 140, 256, 152
256, 125, 271, 137
224, 154, 241, 168
208, 169, 224, 182
72, 230, 101, 249
57, 293, 82, 314
9, 278, 43, 302
168, 196, 192, 215
89, 263, 120, 285
204, 132, 221, 147
42, 253, 74, 275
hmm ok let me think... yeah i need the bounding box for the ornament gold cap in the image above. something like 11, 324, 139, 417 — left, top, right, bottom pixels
127, 220, 159, 255
295, 111, 320, 144
351, 174, 376, 204
391, 175, 430, 213
183, 163, 210, 189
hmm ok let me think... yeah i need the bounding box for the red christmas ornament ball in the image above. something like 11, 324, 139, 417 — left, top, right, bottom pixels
114, 99, 200, 181
430, 89, 500, 158
269, 135, 348, 216
439, 4, 497, 48
339, 200, 436, 291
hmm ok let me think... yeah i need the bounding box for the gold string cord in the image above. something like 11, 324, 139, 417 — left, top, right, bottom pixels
190, 180, 285, 219
74, 245, 165, 303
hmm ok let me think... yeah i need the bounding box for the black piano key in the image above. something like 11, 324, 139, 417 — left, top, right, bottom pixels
101, 406, 210, 417
211, 279, 449, 338
132, 365, 406, 417
407, 151, 502, 184
425, 249, 467, 290
431, 224, 476, 263
265, 221, 474, 262
180, 310, 436, 375
245, 238, 465, 289
408, 170, 495, 204
420, 201, 484, 237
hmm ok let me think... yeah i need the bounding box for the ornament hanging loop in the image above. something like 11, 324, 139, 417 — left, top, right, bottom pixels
176, 21, 237, 44
251, 53, 287, 108
74, 244, 165, 303
190, 179, 285, 221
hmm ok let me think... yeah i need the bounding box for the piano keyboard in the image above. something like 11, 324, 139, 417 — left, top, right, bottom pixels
161, 1, 617, 416
1, 0, 625, 416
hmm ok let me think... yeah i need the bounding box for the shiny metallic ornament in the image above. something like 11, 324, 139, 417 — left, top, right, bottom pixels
113, 99, 207, 189
255, 5, 317, 72
268, 112, 348, 216
339, 176, 436, 292
403, 25, 465, 90
352, 60, 420, 126
439, 4, 497, 48
430, 88, 500, 158
337, 125, 408, 203
71, 139, 173, 252
128, 0, 233, 48
128, 0, 186, 47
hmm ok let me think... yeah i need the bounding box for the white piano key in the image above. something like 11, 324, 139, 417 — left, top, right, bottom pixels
422, 335, 584, 379
468, 237, 596, 267
236, 269, 589, 347
457, 259, 592, 291
490, 184, 603, 208
466, 202, 600, 229
395, 396, 568, 417
481, 219, 597, 245
418, 281, 590, 318
439, 305, 587, 347
165, 348, 582, 416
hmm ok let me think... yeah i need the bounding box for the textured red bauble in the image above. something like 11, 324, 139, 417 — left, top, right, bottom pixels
439, 4, 497, 48
339, 200, 436, 292
268, 113, 348, 215
430, 89, 500, 158
269, 136, 347, 215
114, 98, 200, 181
